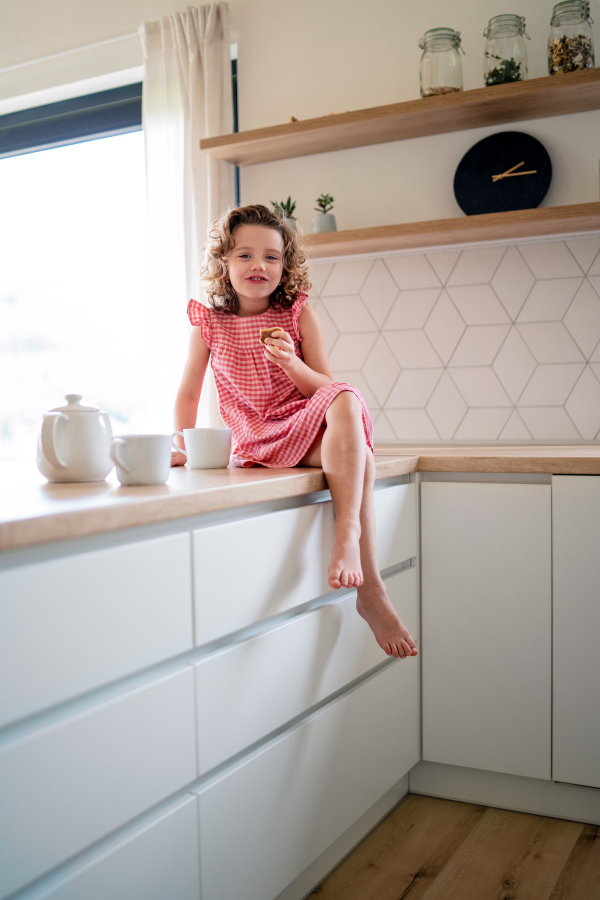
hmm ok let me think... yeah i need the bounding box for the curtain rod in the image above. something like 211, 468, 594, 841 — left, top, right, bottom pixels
0, 32, 140, 74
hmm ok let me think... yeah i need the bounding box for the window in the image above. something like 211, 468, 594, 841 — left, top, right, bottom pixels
0, 86, 151, 462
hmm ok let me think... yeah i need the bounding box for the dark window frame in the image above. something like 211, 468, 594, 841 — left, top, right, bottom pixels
0, 82, 142, 159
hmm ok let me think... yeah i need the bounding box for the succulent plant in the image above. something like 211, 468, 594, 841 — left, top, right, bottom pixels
271, 197, 297, 220
314, 193, 335, 214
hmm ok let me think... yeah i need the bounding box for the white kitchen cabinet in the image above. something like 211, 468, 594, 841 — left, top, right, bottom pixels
195, 660, 419, 900
552, 475, 600, 789
0, 668, 197, 899
192, 482, 416, 645
0, 533, 193, 727
195, 568, 418, 773
36, 796, 200, 900
421, 481, 551, 780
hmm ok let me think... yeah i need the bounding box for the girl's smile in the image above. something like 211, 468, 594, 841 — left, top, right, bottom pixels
225, 224, 284, 313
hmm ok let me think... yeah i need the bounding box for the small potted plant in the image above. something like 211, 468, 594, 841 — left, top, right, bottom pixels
312, 193, 336, 233
271, 197, 297, 231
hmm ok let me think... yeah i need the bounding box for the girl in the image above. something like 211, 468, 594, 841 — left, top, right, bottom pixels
173, 204, 418, 660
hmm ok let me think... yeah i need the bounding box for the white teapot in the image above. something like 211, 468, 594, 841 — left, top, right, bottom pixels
37, 394, 114, 482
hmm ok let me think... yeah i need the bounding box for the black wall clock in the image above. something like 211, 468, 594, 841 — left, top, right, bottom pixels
453, 131, 552, 216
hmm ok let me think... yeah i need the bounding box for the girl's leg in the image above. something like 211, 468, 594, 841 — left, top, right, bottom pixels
300, 392, 418, 659
355, 451, 418, 659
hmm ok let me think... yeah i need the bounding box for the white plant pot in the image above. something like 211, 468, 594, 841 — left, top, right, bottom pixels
312, 213, 337, 234
283, 217, 297, 232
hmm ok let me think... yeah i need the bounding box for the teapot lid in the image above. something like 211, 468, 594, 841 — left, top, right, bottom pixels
50, 394, 103, 413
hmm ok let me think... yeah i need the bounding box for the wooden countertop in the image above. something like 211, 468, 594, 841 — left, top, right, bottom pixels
2, 446, 600, 552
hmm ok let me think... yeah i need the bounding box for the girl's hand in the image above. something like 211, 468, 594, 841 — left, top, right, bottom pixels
264, 329, 297, 372
171, 450, 187, 467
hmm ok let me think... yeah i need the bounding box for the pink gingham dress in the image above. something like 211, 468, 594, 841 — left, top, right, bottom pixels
187, 294, 374, 468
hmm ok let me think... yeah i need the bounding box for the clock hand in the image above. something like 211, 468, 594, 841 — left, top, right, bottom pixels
498, 170, 537, 177
492, 161, 525, 182
492, 170, 537, 182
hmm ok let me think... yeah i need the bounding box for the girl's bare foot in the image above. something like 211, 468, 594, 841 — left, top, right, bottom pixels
328, 522, 363, 590
356, 585, 418, 659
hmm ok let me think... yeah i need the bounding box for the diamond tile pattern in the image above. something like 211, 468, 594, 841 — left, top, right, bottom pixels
447, 285, 510, 325
491, 247, 535, 320
361, 336, 401, 406
424, 291, 466, 364
563, 280, 600, 359
358, 260, 398, 327
426, 372, 468, 439
321, 295, 378, 333
426, 251, 460, 284
308, 238, 600, 444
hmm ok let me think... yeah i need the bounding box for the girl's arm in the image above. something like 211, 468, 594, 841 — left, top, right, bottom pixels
263, 304, 333, 398
172, 327, 210, 465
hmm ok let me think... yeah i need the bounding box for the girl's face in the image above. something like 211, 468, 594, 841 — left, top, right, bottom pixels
225, 224, 285, 312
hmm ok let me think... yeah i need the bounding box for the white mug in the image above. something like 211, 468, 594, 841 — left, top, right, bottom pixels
174, 427, 232, 469
111, 434, 178, 485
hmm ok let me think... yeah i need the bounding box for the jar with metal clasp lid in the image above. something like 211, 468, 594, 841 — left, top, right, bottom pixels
483, 14, 530, 85
419, 28, 464, 98
548, 0, 594, 74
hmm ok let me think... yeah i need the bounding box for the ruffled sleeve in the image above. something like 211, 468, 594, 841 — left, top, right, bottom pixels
291, 292, 309, 342
187, 299, 212, 348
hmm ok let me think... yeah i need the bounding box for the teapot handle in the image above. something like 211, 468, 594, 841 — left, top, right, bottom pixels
41, 413, 68, 469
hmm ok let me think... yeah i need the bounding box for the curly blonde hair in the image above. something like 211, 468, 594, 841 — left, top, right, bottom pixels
200, 204, 312, 313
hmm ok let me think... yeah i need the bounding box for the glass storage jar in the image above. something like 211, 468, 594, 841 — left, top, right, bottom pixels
548, 0, 594, 74
419, 28, 464, 97
483, 15, 530, 85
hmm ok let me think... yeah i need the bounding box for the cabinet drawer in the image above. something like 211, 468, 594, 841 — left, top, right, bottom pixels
195, 661, 419, 900
195, 568, 418, 774
0, 534, 193, 727
32, 796, 200, 900
374, 483, 417, 569
192, 502, 333, 644
0, 668, 197, 899
192, 484, 415, 645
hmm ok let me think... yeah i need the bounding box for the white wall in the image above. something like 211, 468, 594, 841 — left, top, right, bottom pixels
2, 0, 599, 227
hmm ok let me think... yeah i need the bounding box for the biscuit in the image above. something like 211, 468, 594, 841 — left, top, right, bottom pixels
259, 327, 282, 345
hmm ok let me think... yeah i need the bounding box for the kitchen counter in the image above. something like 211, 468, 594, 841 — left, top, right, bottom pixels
2, 445, 600, 551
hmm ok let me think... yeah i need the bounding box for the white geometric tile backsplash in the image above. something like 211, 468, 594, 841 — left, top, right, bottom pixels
308, 235, 600, 443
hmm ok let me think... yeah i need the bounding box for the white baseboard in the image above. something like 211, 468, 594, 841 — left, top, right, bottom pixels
409, 761, 600, 825
274, 774, 409, 900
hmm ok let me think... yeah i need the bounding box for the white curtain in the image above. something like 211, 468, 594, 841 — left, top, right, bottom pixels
139, 3, 233, 429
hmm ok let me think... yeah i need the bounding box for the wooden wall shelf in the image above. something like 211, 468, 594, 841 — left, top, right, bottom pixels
303, 203, 600, 258
200, 70, 600, 166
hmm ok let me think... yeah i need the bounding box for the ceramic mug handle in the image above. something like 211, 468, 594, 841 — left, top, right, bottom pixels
110, 437, 130, 473
41, 412, 68, 469
172, 431, 187, 457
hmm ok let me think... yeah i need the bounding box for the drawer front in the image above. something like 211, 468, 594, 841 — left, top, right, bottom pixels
32, 797, 200, 900
196, 661, 419, 900
193, 484, 415, 645
374, 483, 417, 569
0, 668, 197, 899
192, 502, 334, 644
195, 568, 418, 774
0, 534, 193, 728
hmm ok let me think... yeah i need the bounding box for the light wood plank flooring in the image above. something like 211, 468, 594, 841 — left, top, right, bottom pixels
312, 794, 600, 900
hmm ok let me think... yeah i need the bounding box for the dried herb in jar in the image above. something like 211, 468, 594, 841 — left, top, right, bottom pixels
549, 34, 593, 72
484, 55, 524, 85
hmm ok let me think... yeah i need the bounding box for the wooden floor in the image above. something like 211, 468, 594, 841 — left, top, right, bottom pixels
313, 794, 600, 900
